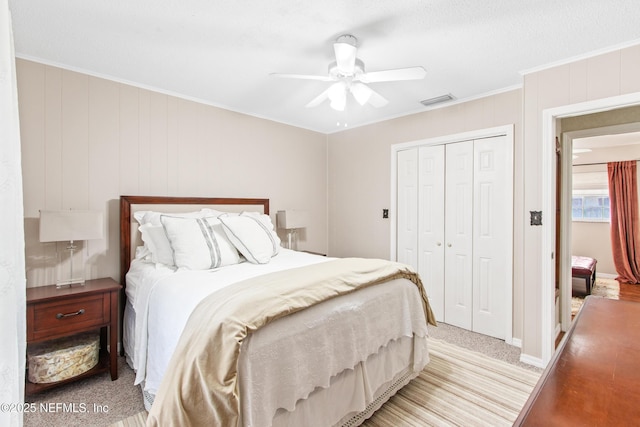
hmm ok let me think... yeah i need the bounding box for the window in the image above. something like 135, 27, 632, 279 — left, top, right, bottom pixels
572, 193, 610, 221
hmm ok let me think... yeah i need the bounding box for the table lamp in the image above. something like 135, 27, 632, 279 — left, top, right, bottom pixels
276, 210, 308, 250
39, 210, 104, 288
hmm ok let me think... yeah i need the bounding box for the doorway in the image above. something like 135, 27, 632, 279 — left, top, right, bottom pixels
559, 122, 640, 335
541, 92, 640, 366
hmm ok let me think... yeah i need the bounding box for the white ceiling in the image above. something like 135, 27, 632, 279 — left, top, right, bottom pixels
9, 0, 640, 134
574, 132, 640, 150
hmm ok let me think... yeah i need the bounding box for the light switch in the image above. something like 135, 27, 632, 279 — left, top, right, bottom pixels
530, 211, 542, 226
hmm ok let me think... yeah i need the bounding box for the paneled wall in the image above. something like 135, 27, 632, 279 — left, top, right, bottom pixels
17, 41, 640, 363
521, 43, 640, 361
327, 41, 640, 359
327, 89, 525, 341
18, 59, 328, 288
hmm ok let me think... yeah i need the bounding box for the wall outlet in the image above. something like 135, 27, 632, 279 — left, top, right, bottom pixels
382, 209, 389, 219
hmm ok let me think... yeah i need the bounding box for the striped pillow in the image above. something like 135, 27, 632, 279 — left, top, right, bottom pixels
160, 215, 240, 270
219, 212, 281, 264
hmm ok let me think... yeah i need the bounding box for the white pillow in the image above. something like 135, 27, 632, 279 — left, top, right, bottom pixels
219, 212, 281, 264
134, 208, 222, 226
160, 215, 240, 270
139, 223, 175, 266
134, 208, 228, 266
134, 245, 152, 261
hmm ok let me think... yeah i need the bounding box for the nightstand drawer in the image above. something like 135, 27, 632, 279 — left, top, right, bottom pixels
28, 294, 108, 342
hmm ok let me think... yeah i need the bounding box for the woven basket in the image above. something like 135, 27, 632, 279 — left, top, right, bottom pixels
27, 332, 99, 384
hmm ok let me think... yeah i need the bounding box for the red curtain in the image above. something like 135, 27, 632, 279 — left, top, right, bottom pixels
608, 161, 640, 284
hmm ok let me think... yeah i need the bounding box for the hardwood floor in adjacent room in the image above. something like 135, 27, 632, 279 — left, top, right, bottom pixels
619, 281, 640, 302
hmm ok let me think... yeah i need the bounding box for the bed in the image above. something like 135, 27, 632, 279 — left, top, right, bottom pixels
119, 195, 435, 426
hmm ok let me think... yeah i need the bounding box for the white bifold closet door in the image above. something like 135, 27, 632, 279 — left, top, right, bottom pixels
418, 145, 446, 321
396, 135, 511, 339
443, 141, 474, 330
471, 136, 511, 339
396, 149, 419, 269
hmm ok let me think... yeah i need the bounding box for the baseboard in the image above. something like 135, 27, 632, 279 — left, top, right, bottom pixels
555, 323, 561, 338
511, 337, 522, 348
520, 353, 544, 369
597, 273, 617, 279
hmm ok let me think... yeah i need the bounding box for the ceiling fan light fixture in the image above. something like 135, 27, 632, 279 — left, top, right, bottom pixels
350, 82, 372, 106
328, 82, 347, 111
273, 34, 423, 112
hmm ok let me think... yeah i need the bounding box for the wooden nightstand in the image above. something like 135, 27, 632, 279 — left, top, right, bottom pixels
25, 277, 121, 395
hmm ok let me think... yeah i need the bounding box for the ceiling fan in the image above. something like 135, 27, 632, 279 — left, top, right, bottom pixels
271, 34, 427, 111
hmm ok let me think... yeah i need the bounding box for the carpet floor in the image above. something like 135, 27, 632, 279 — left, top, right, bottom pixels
24, 323, 539, 427
24, 356, 144, 427
109, 338, 540, 427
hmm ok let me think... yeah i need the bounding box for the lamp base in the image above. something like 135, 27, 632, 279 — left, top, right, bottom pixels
286, 229, 299, 251
56, 278, 86, 289
55, 241, 86, 288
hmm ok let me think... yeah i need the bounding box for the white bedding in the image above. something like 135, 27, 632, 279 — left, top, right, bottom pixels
126, 249, 330, 388
124, 249, 429, 426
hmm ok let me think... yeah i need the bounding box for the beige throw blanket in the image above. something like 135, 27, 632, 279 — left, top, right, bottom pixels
146, 258, 436, 427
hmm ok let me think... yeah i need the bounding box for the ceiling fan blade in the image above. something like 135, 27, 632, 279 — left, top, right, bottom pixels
359, 66, 426, 83
366, 87, 388, 108
270, 72, 334, 82
305, 87, 330, 108
333, 36, 357, 75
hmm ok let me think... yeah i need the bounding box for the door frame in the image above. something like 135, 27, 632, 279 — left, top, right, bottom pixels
391, 124, 514, 344
560, 122, 640, 333
540, 92, 640, 366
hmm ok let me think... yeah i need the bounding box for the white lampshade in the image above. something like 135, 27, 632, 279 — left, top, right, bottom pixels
276, 210, 308, 230
39, 210, 104, 243
328, 82, 347, 111
350, 82, 372, 106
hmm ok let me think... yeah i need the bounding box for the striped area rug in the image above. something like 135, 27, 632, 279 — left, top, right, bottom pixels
110, 338, 539, 427
363, 339, 540, 426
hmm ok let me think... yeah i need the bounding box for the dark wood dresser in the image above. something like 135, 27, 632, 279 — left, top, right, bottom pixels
514, 296, 640, 426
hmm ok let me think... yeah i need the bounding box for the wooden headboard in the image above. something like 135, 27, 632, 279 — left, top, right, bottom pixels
119, 195, 270, 287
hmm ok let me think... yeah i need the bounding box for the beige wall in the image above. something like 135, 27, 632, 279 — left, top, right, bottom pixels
327, 89, 525, 340
17, 40, 640, 363
18, 59, 328, 288
328, 42, 640, 361
521, 44, 640, 360
572, 222, 614, 275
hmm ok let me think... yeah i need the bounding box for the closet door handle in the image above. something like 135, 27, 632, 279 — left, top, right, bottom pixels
447, 243, 452, 247
436, 242, 442, 246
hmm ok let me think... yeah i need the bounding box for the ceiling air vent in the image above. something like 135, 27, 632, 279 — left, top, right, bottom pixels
420, 94, 455, 107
